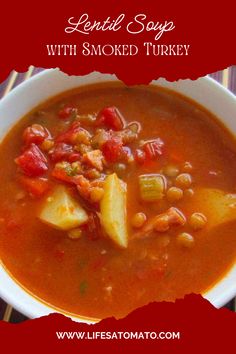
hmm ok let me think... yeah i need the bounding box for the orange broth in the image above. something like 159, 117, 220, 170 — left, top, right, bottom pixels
0, 83, 236, 319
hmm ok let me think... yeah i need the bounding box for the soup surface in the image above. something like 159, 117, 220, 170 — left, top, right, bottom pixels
1, 83, 236, 319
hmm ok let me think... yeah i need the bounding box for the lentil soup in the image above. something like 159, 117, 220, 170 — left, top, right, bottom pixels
0, 82, 236, 319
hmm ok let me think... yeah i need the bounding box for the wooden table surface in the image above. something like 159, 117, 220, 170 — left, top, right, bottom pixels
0, 66, 236, 322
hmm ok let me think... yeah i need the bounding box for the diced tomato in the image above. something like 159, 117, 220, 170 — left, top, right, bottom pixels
49, 143, 74, 162
143, 138, 164, 160
96, 106, 125, 131
134, 149, 146, 165
52, 167, 85, 185
58, 105, 77, 120
49, 143, 81, 163
56, 121, 81, 144
15, 144, 48, 177
20, 176, 50, 197
52, 168, 72, 184
23, 124, 51, 146
51, 167, 76, 184
102, 136, 123, 163
67, 152, 81, 163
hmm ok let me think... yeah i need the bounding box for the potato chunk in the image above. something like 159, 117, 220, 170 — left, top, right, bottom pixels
39, 185, 88, 230
192, 188, 236, 228
100, 173, 128, 248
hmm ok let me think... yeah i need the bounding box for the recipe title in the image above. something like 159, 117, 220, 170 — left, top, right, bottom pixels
46, 14, 190, 57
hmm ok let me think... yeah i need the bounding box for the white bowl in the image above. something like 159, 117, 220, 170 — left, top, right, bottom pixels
0, 69, 236, 321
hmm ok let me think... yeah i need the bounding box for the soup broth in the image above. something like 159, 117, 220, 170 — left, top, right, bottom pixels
0, 83, 236, 319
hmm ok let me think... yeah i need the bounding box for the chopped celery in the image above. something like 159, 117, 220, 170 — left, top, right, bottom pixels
139, 174, 166, 201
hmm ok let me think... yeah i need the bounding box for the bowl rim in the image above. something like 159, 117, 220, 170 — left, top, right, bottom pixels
0, 68, 236, 321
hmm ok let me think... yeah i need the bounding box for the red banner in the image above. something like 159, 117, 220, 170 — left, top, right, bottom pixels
0, 0, 235, 84
0, 295, 236, 353
0, 1, 236, 352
